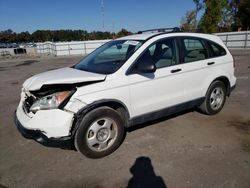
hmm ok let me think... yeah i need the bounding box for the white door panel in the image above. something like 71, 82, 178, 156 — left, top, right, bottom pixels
129, 65, 184, 117
180, 37, 212, 102
182, 60, 209, 101
182, 57, 230, 102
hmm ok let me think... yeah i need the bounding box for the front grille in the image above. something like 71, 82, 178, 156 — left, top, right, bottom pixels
23, 95, 36, 113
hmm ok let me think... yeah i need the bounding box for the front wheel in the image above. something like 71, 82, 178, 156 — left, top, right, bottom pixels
199, 81, 227, 115
74, 107, 125, 159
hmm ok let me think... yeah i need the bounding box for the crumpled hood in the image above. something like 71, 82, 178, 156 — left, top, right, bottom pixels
23, 67, 106, 91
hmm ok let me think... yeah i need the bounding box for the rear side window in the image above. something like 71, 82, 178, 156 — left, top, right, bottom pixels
182, 38, 208, 63
208, 41, 226, 57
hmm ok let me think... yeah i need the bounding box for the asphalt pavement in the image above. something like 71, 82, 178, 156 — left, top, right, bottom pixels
0, 50, 250, 188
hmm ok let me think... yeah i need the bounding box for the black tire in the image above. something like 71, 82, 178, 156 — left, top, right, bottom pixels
198, 81, 227, 115
74, 106, 125, 159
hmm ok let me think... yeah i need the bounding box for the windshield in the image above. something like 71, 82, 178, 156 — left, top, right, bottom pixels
74, 40, 142, 74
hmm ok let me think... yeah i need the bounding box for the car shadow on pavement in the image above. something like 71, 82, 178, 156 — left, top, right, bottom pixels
127, 156, 167, 188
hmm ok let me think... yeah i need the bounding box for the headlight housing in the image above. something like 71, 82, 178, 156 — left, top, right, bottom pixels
30, 91, 71, 113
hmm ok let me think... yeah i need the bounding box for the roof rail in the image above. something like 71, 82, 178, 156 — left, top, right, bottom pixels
137, 27, 181, 34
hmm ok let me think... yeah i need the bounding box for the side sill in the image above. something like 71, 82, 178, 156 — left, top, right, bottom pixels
128, 97, 205, 127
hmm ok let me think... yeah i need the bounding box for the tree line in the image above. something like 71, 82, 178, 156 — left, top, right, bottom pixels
180, 0, 250, 33
0, 28, 132, 43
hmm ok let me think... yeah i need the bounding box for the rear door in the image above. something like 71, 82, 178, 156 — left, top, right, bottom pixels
179, 37, 214, 101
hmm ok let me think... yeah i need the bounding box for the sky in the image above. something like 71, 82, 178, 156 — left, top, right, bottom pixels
0, 0, 197, 33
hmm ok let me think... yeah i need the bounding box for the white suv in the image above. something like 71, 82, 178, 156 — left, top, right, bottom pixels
14, 28, 236, 158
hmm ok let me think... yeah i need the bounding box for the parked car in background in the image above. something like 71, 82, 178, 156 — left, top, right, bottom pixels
18, 44, 25, 48
14, 27, 236, 158
26, 43, 37, 47
0, 43, 19, 48
0, 43, 6, 48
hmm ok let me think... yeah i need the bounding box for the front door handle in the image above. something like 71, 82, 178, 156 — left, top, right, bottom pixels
171, 68, 182, 73
207, 62, 215, 65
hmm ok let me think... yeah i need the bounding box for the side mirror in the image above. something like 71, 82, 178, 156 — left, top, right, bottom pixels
136, 62, 156, 73
116, 44, 122, 50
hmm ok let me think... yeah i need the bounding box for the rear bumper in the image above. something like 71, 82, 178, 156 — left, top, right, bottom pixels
14, 111, 74, 150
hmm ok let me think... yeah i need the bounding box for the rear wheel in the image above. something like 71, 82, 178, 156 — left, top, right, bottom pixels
74, 107, 125, 159
199, 81, 226, 115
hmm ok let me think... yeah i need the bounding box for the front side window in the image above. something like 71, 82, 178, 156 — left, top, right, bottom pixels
134, 38, 179, 69
182, 38, 208, 63
74, 40, 142, 74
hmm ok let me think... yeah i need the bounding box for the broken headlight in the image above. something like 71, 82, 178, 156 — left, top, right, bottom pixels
30, 91, 71, 113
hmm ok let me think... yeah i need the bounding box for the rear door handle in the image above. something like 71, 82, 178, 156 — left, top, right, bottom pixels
171, 68, 182, 73
207, 62, 215, 65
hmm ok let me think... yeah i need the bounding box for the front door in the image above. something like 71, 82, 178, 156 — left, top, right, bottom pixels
128, 37, 185, 117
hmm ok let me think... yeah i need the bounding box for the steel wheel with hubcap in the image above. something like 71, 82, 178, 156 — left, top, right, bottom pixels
199, 81, 226, 115
74, 107, 125, 158
86, 118, 118, 152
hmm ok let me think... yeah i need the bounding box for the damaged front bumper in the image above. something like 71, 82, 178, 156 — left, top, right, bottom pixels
13, 89, 86, 150
14, 111, 74, 149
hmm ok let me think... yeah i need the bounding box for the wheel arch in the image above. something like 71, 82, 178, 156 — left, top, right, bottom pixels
71, 99, 130, 135
210, 76, 231, 96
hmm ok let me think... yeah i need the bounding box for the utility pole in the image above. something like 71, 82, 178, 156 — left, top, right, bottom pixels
101, 0, 105, 31
112, 22, 115, 39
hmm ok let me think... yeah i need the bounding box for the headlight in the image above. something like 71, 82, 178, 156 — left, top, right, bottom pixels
30, 91, 71, 113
